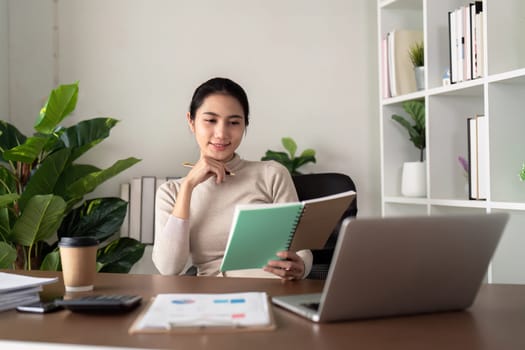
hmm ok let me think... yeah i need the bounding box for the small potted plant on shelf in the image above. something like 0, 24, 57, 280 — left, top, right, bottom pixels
261, 137, 316, 175
409, 41, 424, 91
391, 100, 426, 197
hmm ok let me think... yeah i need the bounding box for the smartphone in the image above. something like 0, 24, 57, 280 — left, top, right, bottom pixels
16, 300, 63, 313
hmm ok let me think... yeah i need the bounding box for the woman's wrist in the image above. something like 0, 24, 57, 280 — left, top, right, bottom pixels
172, 181, 194, 219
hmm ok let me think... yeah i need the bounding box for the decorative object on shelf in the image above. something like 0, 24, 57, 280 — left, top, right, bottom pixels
442, 68, 451, 86
520, 164, 525, 182
458, 156, 469, 179
458, 155, 469, 196
400, 162, 426, 197
391, 100, 426, 197
261, 137, 316, 175
408, 41, 424, 91
0, 82, 145, 272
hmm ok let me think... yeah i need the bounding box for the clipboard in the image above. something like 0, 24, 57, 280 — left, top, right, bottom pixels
129, 292, 276, 334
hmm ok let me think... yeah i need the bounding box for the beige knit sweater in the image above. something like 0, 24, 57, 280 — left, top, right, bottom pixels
152, 154, 312, 278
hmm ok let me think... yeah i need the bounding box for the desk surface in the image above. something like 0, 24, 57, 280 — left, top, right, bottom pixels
1, 271, 525, 350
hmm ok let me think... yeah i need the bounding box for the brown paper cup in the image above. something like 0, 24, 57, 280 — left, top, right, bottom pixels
59, 237, 98, 292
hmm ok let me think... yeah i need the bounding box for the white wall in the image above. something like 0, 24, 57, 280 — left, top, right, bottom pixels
7, 0, 55, 131
0, 0, 8, 120
7, 0, 380, 216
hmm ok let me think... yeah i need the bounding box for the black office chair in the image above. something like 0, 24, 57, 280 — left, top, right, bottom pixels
292, 172, 358, 280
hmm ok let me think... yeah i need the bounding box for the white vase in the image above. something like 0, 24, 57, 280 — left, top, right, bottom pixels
414, 66, 425, 91
401, 161, 426, 197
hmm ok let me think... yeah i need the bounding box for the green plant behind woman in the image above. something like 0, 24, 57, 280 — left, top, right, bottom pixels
261, 137, 316, 175
0, 82, 144, 272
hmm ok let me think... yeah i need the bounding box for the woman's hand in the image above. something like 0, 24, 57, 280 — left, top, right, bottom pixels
185, 156, 232, 187
264, 251, 305, 280
173, 156, 232, 219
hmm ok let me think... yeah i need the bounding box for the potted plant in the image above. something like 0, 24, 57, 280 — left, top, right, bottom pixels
0, 82, 145, 272
409, 41, 424, 91
391, 100, 426, 197
261, 137, 316, 175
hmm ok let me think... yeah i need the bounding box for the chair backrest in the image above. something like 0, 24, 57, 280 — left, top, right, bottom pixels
292, 172, 358, 279
292, 173, 357, 249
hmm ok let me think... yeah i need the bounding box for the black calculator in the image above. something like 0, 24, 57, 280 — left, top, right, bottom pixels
55, 295, 142, 313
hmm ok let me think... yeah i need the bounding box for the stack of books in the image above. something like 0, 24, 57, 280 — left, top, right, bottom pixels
448, 1, 484, 84
0, 272, 58, 312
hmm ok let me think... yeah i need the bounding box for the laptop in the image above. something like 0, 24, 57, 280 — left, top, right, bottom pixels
272, 213, 509, 322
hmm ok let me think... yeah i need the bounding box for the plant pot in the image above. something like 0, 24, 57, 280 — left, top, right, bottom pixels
401, 161, 426, 197
414, 66, 425, 91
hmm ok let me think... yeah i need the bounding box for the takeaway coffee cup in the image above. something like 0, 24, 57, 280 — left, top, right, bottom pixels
59, 236, 99, 292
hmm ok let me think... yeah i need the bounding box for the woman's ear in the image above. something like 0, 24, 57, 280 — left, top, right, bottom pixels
186, 112, 195, 133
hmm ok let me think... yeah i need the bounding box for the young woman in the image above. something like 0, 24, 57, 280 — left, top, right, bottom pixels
153, 77, 312, 280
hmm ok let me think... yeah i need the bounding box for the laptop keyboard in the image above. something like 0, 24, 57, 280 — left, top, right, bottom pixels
301, 302, 320, 311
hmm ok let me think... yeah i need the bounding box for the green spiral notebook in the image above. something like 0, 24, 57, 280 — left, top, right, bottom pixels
219, 190, 356, 272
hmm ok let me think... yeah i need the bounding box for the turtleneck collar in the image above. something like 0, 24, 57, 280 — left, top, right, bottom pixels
225, 153, 243, 173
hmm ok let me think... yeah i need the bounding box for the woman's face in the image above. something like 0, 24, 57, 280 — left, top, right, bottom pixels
188, 93, 246, 162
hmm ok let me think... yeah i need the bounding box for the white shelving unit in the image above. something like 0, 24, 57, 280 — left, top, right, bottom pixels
378, 0, 525, 283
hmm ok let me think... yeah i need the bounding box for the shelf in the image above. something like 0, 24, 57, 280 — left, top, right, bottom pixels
379, 0, 422, 11
490, 202, 525, 211
384, 197, 490, 209
381, 90, 425, 105
383, 196, 428, 205
428, 79, 484, 97
379, 0, 525, 283
487, 68, 525, 84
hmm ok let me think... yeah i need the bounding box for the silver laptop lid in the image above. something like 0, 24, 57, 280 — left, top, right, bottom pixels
317, 213, 509, 322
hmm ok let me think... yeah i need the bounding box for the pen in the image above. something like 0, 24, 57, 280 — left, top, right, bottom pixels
182, 162, 235, 176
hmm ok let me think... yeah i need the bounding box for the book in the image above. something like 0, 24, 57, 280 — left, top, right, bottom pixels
387, 29, 423, 97
463, 4, 472, 81
129, 292, 275, 333
219, 190, 356, 272
0, 272, 58, 312
140, 176, 156, 244
449, 9, 458, 83
474, 2, 484, 78
119, 183, 130, 237
467, 115, 488, 200
381, 35, 391, 99
387, 31, 396, 97
129, 177, 142, 241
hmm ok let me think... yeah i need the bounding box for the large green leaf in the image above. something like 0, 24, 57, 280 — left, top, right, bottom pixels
0, 166, 18, 194
282, 137, 297, 158
0, 121, 27, 162
2, 135, 49, 163
34, 82, 79, 134
0, 207, 11, 241
18, 148, 71, 211
12, 194, 66, 246
40, 250, 60, 271
58, 197, 127, 243
0, 193, 19, 207
59, 118, 119, 161
66, 157, 141, 200
54, 164, 100, 200
293, 154, 316, 171
261, 150, 291, 164
97, 237, 145, 273
403, 100, 425, 128
0, 241, 16, 268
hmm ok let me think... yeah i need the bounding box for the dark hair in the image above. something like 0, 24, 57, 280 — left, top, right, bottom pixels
188, 77, 250, 126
